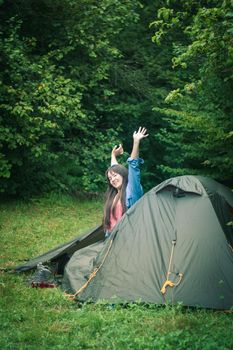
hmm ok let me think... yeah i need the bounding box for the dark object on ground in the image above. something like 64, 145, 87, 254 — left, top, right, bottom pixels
27, 262, 57, 288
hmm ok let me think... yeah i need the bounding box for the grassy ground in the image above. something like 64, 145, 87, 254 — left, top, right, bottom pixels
0, 194, 233, 350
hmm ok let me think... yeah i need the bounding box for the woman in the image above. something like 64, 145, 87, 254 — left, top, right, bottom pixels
63, 127, 148, 295
104, 126, 148, 234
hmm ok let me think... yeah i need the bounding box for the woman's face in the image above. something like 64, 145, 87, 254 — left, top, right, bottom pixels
107, 170, 123, 190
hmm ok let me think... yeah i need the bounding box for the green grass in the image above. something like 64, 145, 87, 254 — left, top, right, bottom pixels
0, 194, 233, 350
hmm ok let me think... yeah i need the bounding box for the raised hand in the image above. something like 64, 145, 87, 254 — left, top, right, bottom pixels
111, 144, 124, 157
133, 127, 149, 142
131, 126, 149, 159
111, 144, 124, 166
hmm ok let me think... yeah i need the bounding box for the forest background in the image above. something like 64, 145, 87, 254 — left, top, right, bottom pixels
0, 0, 233, 198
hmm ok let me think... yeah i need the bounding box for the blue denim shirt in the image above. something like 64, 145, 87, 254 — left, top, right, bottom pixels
126, 157, 144, 209
105, 157, 144, 238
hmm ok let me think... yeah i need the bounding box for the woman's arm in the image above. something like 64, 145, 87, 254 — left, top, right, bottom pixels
125, 127, 148, 208
130, 127, 149, 159
111, 144, 124, 166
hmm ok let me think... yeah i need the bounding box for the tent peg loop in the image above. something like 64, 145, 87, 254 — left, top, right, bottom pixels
160, 239, 183, 295
160, 273, 183, 295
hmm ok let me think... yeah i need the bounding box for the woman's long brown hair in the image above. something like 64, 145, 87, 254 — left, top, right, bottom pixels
103, 164, 128, 231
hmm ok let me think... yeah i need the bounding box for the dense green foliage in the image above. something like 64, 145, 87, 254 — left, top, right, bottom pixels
0, 0, 232, 197
1, 196, 233, 349
151, 0, 233, 183
0, 0, 143, 196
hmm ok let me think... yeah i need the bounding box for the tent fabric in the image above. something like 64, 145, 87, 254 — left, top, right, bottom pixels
62, 241, 105, 293
14, 175, 233, 309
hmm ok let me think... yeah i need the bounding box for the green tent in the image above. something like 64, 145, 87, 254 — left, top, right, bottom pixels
15, 176, 233, 309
